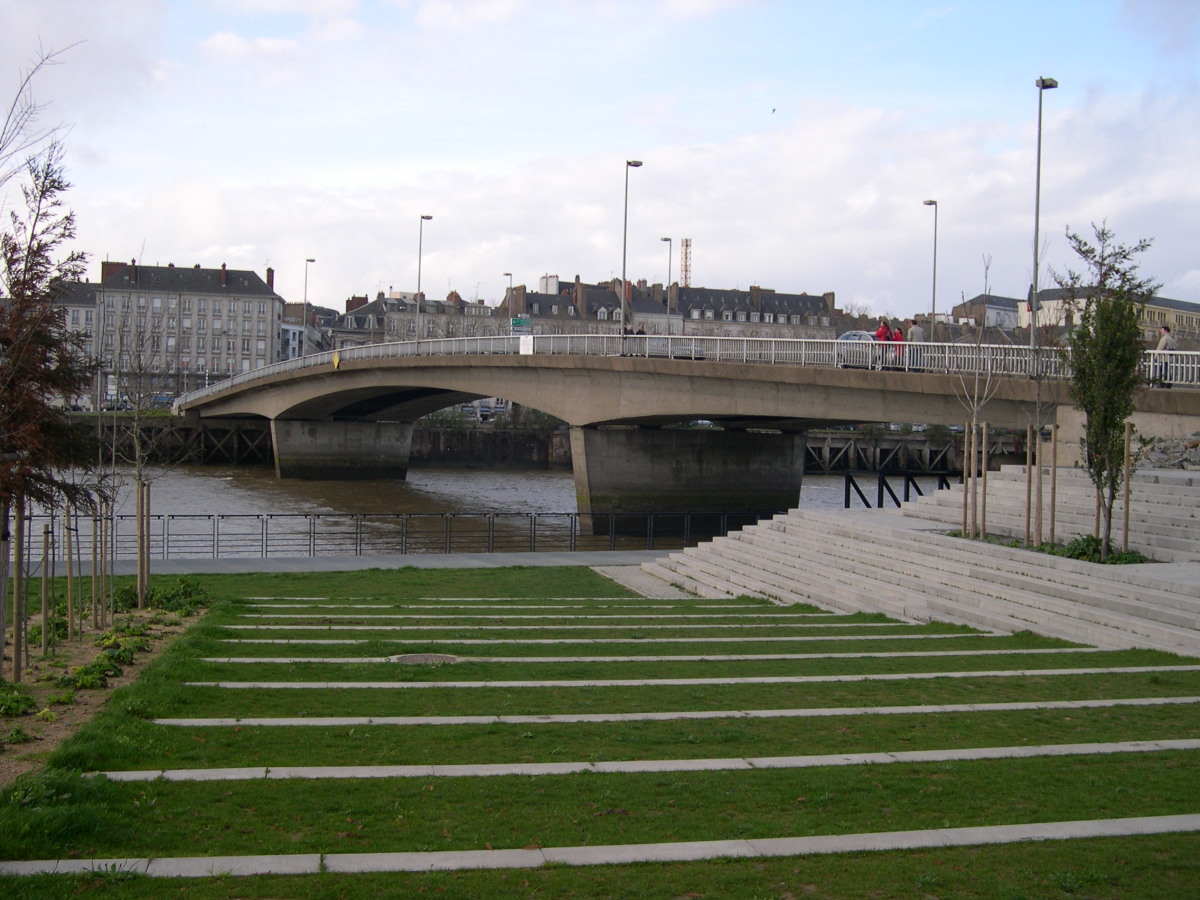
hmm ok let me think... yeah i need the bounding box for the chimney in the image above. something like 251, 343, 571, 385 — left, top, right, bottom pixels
220, 263, 227, 287
100, 260, 124, 282
266, 266, 274, 290
749, 285, 762, 312
574, 276, 586, 318
129, 258, 137, 284
346, 295, 368, 313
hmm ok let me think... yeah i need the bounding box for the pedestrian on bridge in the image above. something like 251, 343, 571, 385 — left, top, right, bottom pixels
1155, 325, 1177, 387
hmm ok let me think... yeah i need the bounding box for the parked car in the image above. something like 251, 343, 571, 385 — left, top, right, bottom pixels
835, 331, 879, 369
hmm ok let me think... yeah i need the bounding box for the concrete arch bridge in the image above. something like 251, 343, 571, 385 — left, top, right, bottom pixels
176, 335, 1200, 516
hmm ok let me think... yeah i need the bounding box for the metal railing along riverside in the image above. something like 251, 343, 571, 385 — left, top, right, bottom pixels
176, 334, 1200, 408
22, 510, 772, 563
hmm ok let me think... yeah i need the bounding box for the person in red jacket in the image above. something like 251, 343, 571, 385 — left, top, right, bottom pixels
891, 325, 905, 367
873, 319, 891, 342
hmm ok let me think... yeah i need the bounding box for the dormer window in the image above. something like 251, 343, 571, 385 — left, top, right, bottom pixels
598, 308, 608, 321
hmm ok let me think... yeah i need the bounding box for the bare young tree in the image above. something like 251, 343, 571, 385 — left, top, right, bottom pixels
1, 143, 102, 680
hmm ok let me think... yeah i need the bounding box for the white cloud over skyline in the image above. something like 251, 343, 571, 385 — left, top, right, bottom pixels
4, 0, 1198, 317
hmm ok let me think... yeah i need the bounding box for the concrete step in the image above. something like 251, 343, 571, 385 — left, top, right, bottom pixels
798, 510, 1200, 622
703, 535, 923, 620
768, 515, 1200, 654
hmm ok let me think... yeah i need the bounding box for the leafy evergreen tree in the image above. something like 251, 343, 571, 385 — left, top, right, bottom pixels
1056, 223, 1158, 561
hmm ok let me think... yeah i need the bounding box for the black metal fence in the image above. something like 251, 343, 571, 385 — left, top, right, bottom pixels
22, 510, 777, 562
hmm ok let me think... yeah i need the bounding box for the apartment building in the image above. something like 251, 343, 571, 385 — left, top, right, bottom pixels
82, 260, 284, 403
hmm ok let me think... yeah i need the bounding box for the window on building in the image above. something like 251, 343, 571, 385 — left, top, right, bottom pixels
167, 316, 176, 330
70, 310, 79, 325
256, 339, 266, 353
722, 311, 733, 322
258, 302, 266, 316
750, 312, 760, 323
166, 336, 176, 351
85, 310, 93, 324
242, 320, 251, 335
568, 306, 576, 316
182, 317, 191, 330
180, 336, 191, 351
197, 298, 207, 313
704, 309, 714, 320
136, 295, 145, 307
153, 297, 162, 310
212, 337, 221, 352
531, 302, 540, 314
105, 296, 114, 309
690, 309, 701, 320
764, 313, 774, 324
257, 321, 265, 336
551, 304, 559, 315
120, 296, 130, 309
736, 311, 747, 322
243, 301, 252, 315
151, 335, 161, 351
598, 308, 608, 321
167, 297, 177, 310
820, 316, 829, 327
182, 298, 192, 312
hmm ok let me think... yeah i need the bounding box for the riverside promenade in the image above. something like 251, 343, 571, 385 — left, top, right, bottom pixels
3, 480, 1198, 888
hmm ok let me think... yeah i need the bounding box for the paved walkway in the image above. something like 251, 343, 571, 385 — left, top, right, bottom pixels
4, 815, 1197, 877
81, 550, 669, 577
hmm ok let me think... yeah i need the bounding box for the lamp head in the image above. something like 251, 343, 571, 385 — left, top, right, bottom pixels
1036, 77, 1058, 90
306, 257, 316, 263
626, 160, 643, 168
503, 272, 511, 277
923, 200, 936, 207
421, 214, 432, 221
661, 236, 670, 242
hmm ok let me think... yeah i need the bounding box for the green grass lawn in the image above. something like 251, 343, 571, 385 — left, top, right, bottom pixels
1, 565, 1197, 897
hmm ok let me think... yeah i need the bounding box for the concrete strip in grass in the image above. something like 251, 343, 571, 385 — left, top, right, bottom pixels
97, 738, 1200, 782
182, 663, 1200, 689
151, 695, 1200, 728
217, 632, 1001, 643
199, 647, 1105, 664
5, 815, 1199, 877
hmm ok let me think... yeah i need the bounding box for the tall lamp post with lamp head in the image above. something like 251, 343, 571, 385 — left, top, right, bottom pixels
621, 160, 642, 326
1030, 76, 1057, 354
416, 214, 432, 343
661, 237, 672, 287
304, 258, 315, 305
922, 201, 937, 341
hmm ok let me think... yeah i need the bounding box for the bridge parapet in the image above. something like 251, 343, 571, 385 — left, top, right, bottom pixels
176, 334, 1200, 411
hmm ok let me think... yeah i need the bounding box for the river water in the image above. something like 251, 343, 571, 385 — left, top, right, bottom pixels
92, 463, 857, 517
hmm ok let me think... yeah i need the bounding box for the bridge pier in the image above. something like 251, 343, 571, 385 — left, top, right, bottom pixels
271, 420, 414, 479
570, 426, 805, 516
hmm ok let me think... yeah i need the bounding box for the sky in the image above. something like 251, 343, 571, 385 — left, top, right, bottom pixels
3, 0, 1199, 320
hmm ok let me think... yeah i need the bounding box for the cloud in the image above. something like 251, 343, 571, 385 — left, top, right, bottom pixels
1122, 0, 1200, 54
210, 0, 361, 17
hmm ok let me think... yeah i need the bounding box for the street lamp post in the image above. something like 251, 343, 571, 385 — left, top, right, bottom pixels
1030, 76, 1058, 353
304, 257, 315, 305
661, 237, 672, 287
503, 272, 513, 303
922, 201, 937, 341
417, 214, 432, 342
621, 160, 642, 326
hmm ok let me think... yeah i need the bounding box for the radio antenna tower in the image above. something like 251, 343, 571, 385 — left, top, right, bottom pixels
680, 238, 692, 287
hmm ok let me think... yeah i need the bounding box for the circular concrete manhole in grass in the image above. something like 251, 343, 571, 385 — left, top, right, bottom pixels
388, 653, 459, 665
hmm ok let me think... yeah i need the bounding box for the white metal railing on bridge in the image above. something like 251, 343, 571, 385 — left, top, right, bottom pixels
176, 334, 1199, 408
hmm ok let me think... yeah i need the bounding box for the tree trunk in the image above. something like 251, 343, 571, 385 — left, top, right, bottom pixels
13, 496, 25, 682
0, 497, 10, 681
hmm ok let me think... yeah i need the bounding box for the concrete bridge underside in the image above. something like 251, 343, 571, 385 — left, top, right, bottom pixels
179, 354, 1198, 516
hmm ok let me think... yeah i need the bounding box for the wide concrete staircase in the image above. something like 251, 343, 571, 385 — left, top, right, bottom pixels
641, 468, 1200, 656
